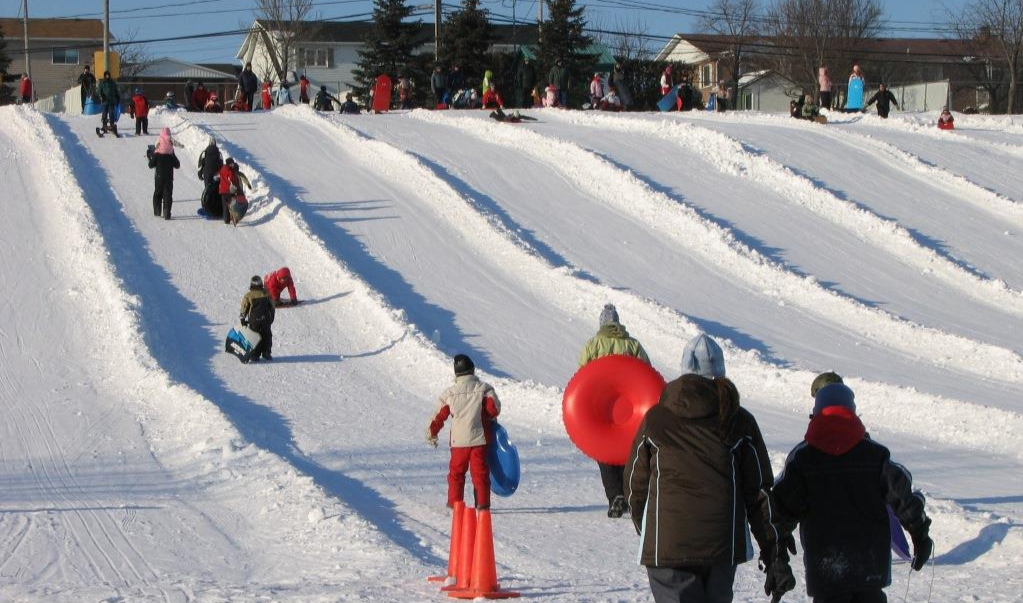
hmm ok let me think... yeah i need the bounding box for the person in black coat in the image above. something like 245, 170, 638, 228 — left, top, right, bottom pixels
770, 383, 933, 603
515, 58, 537, 108
239, 63, 260, 113
448, 66, 465, 97
339, 93, 361, 115
627, 334, 783, 603
197, 137, 224, 216
147, 127, 181, 220
866, 83, 900, 118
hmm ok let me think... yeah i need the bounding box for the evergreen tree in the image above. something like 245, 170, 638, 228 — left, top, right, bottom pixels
438, 0, 496, 86
351, 0, 425, 105
537, 0, 594, 105
0, 24, 12, 105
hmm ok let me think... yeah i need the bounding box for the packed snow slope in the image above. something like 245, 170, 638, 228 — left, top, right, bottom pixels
1, 103, 1022, 602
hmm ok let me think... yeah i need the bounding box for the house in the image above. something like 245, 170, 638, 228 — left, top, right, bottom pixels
236, 20, 610, 96
736, 70, 800, 112
655, 34, 745, 104
0, 18, 111, 100
656, 33, 1001, 112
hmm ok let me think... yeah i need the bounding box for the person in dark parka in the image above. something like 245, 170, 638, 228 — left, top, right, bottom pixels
770, 383, 933, 603
239, 275, 275, 362
626, 333, 784, 603
239, 63, 259, 112
865, 83, 900, 118
148, 127, 181, 220
197, 137, 224, 216
515, 58, 537, 109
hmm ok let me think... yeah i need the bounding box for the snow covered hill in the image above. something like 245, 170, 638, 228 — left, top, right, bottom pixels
1, 103, 1021, 602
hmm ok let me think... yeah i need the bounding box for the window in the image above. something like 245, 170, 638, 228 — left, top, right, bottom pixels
301, 47, 331, 68
52, 47, 80, 65
701, 64, 712, 87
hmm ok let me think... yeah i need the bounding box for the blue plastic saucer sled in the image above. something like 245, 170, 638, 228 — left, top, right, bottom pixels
487, 421, 520, 497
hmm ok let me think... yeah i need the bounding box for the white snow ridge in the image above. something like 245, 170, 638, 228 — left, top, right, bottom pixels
1, 103, 1021, 602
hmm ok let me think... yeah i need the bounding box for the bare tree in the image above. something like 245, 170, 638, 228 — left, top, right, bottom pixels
763, 0, 884, 91
589, 13, 655, 61
701, 0, 761, 105
116, 27, 153, 80
947, 0, 1023, 113
255, 0, 318, 83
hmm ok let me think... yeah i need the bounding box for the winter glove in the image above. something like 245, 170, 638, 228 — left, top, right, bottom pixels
910, 517, 933, 571
426, 427, 438, 448
764, 557, 796, 603
779, 533, 797, 557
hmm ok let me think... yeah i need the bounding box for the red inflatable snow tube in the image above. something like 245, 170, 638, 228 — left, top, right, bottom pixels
563, 355, 666, 465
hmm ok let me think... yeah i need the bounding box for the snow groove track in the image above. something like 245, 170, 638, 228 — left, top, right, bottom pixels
409, 110, 1023, 386
547, 110, 1023, 314
259, 106, 1023, 463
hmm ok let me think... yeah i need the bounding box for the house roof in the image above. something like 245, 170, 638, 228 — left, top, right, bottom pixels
124, 58, 237, 80
657, 33, 995, 65
0, 18, 108, 40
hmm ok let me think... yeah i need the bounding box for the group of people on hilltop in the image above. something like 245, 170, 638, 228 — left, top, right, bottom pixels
427, 302, 934, 603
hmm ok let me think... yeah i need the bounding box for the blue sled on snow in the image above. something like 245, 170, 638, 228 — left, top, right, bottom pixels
487, 421, 520, 497
225, 325, 262, 363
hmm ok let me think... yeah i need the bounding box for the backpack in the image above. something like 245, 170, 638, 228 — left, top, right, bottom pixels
247, 295, 274, 330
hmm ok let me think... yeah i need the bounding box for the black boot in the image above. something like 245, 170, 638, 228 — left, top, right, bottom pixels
608, 495, 627, 518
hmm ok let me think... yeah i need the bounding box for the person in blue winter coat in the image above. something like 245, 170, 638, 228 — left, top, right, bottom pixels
768, 382, 934, 603
626, 334, 782, 603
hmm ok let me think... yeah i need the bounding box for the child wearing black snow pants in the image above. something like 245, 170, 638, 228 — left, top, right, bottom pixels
768, 383, 933, 603
147, 128, 180, 220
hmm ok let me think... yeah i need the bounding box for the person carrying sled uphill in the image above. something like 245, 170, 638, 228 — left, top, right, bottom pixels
239, 276, 275, 362
579, 304, 650, 519
626, 333, 781, 603
98, 71, 120, 133
770, 383, 933, 603
148, 128, 180, 220
427, 354, 501, 509
263, 267, 298, 306
866, 83, 899, 118
938, 107, 955, 130
129, 87, 150, 136
78, 64, 97, 111
218, 158, 250, 226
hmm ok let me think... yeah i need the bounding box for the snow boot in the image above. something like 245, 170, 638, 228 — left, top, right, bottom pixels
608, 495, 627, 518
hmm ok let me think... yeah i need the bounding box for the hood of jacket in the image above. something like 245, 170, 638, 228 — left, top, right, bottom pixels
596, 322, 632, 340
805, 406, 866, 455
659, 374, 719, 421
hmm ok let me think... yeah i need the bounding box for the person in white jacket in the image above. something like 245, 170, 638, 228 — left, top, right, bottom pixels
427, 354, 501, 509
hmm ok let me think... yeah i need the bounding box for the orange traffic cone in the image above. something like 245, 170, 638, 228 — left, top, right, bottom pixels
441, 504, 476, 592
428, 501, 465, 583
448, 509, 521, 599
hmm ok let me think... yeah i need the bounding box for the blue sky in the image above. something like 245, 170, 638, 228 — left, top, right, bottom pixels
3, 0, 970, 65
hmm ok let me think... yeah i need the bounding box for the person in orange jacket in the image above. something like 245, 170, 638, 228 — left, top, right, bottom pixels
263, 267, 298, 306
299, 74, 310, 104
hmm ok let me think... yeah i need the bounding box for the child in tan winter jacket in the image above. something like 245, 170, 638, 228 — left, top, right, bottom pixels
427, 354, 501, 509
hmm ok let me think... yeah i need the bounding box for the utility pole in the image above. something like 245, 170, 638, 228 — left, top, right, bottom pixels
434, 0, 441, 60
538, 0, 543, 24
22, 0, 31, 82
103, 0, 110, 76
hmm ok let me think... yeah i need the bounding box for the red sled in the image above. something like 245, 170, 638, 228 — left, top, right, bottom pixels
435, 103, 449, 110
372, 74, 392, 113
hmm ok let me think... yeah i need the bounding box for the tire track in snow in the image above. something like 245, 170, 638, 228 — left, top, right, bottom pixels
248, 106, 1023, 462
409, 109, 1023, 387
544, 110, 1023, 317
